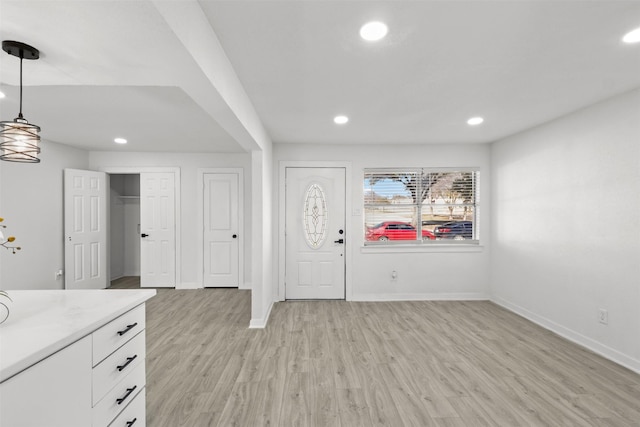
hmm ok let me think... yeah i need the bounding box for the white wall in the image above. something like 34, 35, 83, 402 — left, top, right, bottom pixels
123, 175, 141, 276
89, 151, 252, 288
123, 199, 141, 276
491, 89, 640, 373
0, 141, 89, 290
273, 143, 492, 301
110, 175, 126, 279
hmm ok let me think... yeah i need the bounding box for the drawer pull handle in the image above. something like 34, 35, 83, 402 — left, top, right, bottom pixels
126, 418, 138, 426
117, 322, 138, 336
116, 385, 137, 405
117, 355, 138, 372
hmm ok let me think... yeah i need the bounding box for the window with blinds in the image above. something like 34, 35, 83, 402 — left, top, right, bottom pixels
363, 169, 479, 244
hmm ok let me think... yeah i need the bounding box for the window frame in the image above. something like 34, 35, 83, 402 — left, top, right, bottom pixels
363, 167, 480, 246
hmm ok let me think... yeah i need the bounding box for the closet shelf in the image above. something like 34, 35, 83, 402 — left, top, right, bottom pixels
118, 196, 140, 199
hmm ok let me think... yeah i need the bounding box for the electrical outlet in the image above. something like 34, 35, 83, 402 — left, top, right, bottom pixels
598, 309, 608, 325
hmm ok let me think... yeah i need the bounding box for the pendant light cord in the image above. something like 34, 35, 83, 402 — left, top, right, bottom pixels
18, 54, 24, 120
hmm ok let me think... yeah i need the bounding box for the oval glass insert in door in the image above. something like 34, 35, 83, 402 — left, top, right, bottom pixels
303, 183, 328, 249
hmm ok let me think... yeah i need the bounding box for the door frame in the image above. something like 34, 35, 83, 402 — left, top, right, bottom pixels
196, 168, 245, 289
100, 166, 181, 288
278, 161, 352, 302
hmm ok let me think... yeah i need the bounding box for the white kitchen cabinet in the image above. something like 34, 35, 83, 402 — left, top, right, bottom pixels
0, 335, 92, 427
92, 306, 147, 427
109, 386, 146, 427
0, 290, 155, 427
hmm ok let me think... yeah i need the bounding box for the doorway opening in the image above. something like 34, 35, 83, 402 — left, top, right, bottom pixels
104, 168, 179, 288
109, 174, 141, 283
64, 167, 179, 289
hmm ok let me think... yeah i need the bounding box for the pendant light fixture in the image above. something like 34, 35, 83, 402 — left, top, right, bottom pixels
0, 40, 41, 163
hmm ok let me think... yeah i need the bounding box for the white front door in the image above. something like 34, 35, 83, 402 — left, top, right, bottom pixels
285, 167, 346, 299
140, 172, 176, 288
203, 173, 240, 287
64, 169, 107, 289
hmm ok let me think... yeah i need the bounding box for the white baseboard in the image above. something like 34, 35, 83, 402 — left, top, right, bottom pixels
351, 292, 489, 302
492, 296, 640, 375
176, 282, 201, 290
239, 281, 251, 290
249, 300, 274, 329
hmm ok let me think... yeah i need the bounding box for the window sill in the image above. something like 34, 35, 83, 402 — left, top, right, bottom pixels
360, 242, 484, 254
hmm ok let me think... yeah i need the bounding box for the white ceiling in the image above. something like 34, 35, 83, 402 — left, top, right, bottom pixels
1, 0, 639, 153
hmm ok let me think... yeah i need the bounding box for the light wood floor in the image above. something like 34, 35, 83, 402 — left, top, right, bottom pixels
110, 277, 640, 426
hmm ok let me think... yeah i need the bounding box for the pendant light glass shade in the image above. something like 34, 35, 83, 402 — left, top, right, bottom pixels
0, 119, 41, 163
1, 40, 41, 163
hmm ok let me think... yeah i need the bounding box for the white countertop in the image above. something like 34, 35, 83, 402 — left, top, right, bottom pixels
0, 289, 156, 382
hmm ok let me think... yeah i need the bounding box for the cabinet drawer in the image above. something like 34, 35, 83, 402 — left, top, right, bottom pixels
93, 330, 145, 405
92, 361, 145, 427
107, 386, 146, 427
93, 304, 145, 366
109, 388, 147, 427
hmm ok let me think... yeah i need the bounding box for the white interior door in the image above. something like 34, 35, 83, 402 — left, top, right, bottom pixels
64, 169, 107, 289
140, 172, 175, 288
203, 173, 239, 287
285, 167, 346, 299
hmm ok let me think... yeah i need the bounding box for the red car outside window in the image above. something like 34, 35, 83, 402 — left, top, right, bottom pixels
366, 221, 435, 241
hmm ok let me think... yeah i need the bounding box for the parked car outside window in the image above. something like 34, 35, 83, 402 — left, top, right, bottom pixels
366, 221, 435, 241
433, 221, 473, 240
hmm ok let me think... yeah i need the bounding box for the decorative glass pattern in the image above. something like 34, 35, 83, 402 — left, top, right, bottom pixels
303, 183, 328, 248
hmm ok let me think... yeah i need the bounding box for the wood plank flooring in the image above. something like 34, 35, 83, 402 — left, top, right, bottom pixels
109, 277, 640, 426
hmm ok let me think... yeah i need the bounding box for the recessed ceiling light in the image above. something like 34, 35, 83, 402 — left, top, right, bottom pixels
622, 27, 640, 44
334, 115, 349, 125
360, 21, 388, 41
114, 137, 127, 144
0, 91, 5, 99
467, 117, 484, 126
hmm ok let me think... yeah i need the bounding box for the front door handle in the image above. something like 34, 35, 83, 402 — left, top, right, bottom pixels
334, 238, 344, 244
141, 233, 149, 238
